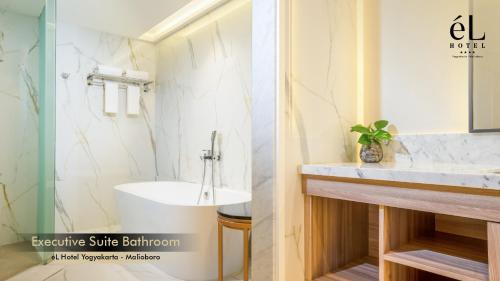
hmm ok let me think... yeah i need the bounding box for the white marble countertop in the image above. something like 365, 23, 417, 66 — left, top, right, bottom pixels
301, 162, 500, 190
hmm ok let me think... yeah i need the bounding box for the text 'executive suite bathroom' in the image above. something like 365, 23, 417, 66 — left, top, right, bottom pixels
2, 0, 500, 281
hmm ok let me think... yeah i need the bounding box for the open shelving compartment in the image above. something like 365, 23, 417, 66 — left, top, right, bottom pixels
380, 206, 490, 281
306, 197, 380, 281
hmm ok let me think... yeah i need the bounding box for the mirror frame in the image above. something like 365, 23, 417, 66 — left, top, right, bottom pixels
468, 0, 500, 133
469, 53, 500, 133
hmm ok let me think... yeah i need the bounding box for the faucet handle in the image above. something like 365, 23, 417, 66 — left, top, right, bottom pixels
200, 149, 212, 160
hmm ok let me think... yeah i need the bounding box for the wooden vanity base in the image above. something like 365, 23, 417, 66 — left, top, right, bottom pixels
303, 176, 500, 281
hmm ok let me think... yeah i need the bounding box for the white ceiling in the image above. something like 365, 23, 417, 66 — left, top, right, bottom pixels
57, 0, 193, 40
0, 0, 45, 17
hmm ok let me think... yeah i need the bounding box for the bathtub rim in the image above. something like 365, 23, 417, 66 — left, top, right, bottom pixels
114, 181, 251, 207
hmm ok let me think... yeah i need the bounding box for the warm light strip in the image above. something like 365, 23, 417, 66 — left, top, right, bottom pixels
139, 0, 228, 42
176, 0, 250, 37
356, 0, 365, 126
356, 0, 365, 163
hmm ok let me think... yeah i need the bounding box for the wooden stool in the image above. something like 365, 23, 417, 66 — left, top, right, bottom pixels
217, 202, 251, 281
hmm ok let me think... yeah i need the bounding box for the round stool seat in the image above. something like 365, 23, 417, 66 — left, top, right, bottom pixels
217, 202, 252, 221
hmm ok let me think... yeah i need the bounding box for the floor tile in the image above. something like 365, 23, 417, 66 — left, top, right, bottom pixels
0, 242, 42, 280
7, 263, 248, 281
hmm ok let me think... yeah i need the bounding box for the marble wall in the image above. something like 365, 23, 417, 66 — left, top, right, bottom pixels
284, 0, 359, 280
155, 1, 252, 192
385, 133, 500, 166
252, 0, 278, 278
55, 23, 157, 232
0, 11, 39, 246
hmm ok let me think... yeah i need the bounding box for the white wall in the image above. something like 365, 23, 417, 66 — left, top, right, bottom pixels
363, 0, 469, 134
156, 1, 252, 192
0, 11, 39, 246
55, 23, 157, 232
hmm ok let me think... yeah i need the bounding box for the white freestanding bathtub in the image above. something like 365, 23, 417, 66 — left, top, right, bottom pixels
114, 181, 251, 281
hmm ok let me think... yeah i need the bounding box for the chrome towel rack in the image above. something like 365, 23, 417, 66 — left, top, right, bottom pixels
86, 70, 154, 93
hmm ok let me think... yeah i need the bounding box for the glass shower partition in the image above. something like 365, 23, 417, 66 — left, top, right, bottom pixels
0, 0, 56, 278
37, 0, 56, 263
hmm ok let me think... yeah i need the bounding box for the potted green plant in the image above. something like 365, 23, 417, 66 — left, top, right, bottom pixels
350, 120, 392, 163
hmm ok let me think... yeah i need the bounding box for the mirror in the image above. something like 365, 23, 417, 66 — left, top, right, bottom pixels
470, 0, 500, 132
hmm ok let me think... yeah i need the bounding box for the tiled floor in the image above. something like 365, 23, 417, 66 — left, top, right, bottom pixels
0, 242, 41, 280
7, 263, 247, 281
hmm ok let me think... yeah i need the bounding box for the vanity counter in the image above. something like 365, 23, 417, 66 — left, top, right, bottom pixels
301, 162, 500, 190
301, 163, 500, 281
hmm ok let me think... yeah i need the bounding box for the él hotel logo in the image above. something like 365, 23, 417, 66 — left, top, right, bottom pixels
450, 15, 485, 58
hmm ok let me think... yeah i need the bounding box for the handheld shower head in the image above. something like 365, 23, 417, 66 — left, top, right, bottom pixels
210, 130, 217, 152
197, 130, 219, 205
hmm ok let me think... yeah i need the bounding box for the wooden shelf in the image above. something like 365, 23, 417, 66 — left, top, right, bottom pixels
384, 232, 488, 281
314, 262, 378, 281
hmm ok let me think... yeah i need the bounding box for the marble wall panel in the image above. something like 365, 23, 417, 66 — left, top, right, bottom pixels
285, 0, 359, 280
55, 23, 157, 232
155, 1, 252, 193
0, 11, 39, 246
252, 0, 279, 280
384, 133, 500, 166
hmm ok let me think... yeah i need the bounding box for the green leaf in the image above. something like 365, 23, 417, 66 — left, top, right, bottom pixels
373, 130, 392, 144
350, 125, 370, 134
374, 130, 391, 138
374, 120, 389, 130
358, 134, 371, 145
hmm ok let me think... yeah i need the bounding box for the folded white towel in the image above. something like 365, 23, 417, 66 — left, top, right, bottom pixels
104, 81, 119, 114
126, 70, 149, 80
127, 85, 141, 115
96, 65, 123, 76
